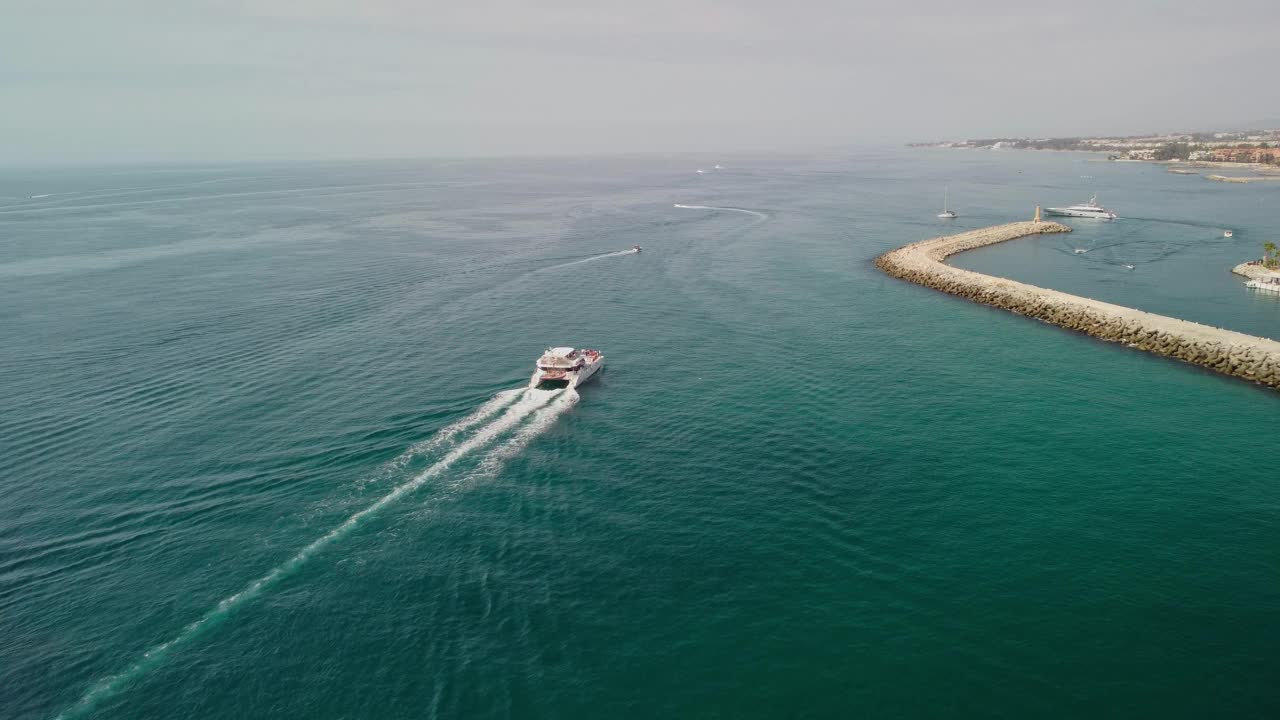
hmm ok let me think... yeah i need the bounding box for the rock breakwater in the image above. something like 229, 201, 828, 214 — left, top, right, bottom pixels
1232, 261, 1277, 281
876, 221, 1280, 390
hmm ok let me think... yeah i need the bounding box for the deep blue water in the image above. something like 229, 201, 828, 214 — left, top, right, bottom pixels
2, 150, 1278, 720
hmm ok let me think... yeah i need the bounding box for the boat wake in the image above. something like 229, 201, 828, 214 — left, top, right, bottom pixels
1058, 228, 1213, 268
673, 203, 769, 220
544, 248, 639, 271
0, 181, 449, 216
1118, 216, 1230, 232
56, 387, 578, 719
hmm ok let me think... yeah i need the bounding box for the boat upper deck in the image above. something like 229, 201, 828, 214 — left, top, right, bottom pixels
537, 348, 601, 369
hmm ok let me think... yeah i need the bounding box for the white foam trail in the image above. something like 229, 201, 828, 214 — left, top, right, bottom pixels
363, 389, 524, 486
418, 390, 579, 507
16, 177, 280, 205
56, 387, 566, 719
673, 203, 768, 220
474, 391, 579, 477
0, 182, 446, 216
544, 249, 636, 271
416, 389, 524, 453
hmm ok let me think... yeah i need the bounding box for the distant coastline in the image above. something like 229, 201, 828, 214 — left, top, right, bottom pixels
909, 128, 1280, 169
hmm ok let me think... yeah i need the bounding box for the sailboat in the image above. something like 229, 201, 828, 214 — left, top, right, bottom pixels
937, 186, 957, 219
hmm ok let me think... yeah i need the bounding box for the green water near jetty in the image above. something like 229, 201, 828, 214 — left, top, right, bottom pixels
2, 151, 1277, 719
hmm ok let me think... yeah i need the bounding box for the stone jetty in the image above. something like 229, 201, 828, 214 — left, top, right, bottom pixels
876, 221, 1280, 390
1232, 261, 1276, 281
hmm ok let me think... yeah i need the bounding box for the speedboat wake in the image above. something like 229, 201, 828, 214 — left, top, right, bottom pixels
55, 386, 578, 719
673, 203, 768, 220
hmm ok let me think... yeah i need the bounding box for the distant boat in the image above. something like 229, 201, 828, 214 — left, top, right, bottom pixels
1224, 230, 1234, 238
714, 164, 723, 170
936, 186, 958, 219
695, 169, 705, 174
1073, 248, 1088, 255
1124, 264, 1135, 270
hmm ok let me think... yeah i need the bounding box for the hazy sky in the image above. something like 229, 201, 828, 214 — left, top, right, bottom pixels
4, 0, 1278, 163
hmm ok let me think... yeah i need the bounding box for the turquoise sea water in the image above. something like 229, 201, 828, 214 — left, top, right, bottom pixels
2, 151, 1277, 719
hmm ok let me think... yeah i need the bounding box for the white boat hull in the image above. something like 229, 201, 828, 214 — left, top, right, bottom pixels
1044, 208, 1116, 220
530, 354, 605, 390
571, 359, 604, 388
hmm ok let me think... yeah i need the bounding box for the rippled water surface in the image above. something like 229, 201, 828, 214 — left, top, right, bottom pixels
2, 151, 1278, 719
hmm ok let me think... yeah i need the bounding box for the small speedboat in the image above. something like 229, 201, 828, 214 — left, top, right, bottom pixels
1224, 230, 1234, 238
1124, 264, 1135, 270
1073, 248, 1088, 255
631, 245, 642, 254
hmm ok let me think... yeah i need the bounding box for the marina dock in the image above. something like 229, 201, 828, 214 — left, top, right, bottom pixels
876, 222, 1280, 390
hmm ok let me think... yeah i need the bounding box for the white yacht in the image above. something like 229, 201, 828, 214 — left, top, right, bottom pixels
937, 186, 957, 219
531, 347, 605, 390
1045, 194, 1117, 220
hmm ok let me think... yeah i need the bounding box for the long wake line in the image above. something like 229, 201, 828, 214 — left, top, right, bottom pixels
549, 248, 639, 270
673, 203, 769, 220
56, 387, 575, 719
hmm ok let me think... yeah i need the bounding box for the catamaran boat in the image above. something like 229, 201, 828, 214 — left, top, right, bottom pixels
1045, 194, 1117, 220
531, 347, 605, 390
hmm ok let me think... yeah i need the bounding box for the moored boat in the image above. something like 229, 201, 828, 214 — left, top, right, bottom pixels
1245, 276, 1280, 293
937, 186, 957, 219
